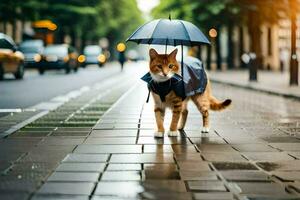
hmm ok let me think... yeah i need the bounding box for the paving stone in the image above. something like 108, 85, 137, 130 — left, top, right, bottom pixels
12, 131, 50, 137
190, 137, 227, 145
32, 194, 89, 200
47, 172, 100, 182
144, 166, 180, 180
74, 145, 142, 154
220, 170, 271, 181
262, 136, 300, 143
187, 180, 227, 192
39, 137, 85, 145
110, 154, 174, 163
140, 192, 193, 200
101, 171, 141, 181
143, 144, 173, 153
193, 192, 234, 200
177, 161, 211, 171
202, 152, 246, 162
272, 171, 300, 181
90, 130, 137, 137
106, 164, 142, 171
172, 145, 199, 154
51, 131, 90, 137
144, 163, 178, 171
180, 170, 218, 181
257, 160, 300, 171
142, 180, 187, 192
212, 162, 258, 170
62, 154, 109, 163
242, 152, 293, 161
56, 163, 106, 172
236, 182, 289, 196
20, 151, 67, 163
175, 153, 203, 162
138, 137, 191, 145
94, 181, 144, 197
224, 137, 264, 144
84, 137, 136, 144
197, 144, 236, 152
269, 143, 300, 151
232, 144, 278, 152
38, 182, 95, 195
288, 152, 300, 159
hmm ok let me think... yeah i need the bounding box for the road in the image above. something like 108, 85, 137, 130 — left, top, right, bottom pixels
0, 63, 122, 109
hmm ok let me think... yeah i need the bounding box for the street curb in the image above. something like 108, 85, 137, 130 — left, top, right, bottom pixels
210, 78, 300, 101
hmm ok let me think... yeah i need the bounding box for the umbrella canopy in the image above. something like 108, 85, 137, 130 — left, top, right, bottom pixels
126, 18, 210, 46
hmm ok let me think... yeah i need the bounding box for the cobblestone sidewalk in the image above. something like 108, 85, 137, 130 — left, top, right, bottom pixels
1, 68, 300, 199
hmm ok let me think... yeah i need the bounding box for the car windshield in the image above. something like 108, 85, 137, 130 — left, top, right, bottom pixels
84, 46, 101, 55
44, 46, 67, 56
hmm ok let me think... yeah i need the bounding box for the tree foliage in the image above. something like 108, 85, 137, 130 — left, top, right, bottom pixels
1, 0, 143, 48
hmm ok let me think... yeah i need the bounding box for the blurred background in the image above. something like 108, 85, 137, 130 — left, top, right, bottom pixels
0, 0, 300, 108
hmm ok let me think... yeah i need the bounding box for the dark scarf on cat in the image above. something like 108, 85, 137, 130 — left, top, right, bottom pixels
141, 72, 186, 102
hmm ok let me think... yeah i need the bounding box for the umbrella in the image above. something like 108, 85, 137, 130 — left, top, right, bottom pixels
126, 17, 210, 82
127, 18, 210, 46
127, 17, 210, 99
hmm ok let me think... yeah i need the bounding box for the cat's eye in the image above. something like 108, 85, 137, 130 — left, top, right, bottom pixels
169, 64, 174, 69
157, 64, 162, 69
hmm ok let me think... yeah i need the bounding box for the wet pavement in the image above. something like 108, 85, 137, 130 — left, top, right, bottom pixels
1, 64, 300, 199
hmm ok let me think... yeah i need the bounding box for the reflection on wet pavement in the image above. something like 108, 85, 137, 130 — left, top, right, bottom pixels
2, 82, 300, 199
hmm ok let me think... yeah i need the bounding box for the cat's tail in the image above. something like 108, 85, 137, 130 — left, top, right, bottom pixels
209, 96, 232, 111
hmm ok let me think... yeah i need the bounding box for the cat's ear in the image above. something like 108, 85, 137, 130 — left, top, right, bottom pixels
149, 48, 158, 60
169, 48, 178, 59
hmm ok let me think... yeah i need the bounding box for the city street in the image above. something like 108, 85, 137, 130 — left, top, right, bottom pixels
1, 0, 300, 199
0, 64, 121, 109
0, 61, 300, 199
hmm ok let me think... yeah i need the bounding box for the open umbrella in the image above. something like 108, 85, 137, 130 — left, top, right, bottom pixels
126, 17, 210, 88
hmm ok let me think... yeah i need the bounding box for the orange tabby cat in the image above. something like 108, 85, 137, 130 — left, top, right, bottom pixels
148, 48, 231, 137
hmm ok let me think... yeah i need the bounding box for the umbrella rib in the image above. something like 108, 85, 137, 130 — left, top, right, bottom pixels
179, 20, 191, 46
149, 19, 162, 44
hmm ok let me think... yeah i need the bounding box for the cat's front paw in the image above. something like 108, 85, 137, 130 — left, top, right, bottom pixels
167, 130, 179, 137
154, 131, 164, 138
201, 127, 210, 133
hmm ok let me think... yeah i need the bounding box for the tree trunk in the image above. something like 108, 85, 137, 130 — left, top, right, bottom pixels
216, 26, 222, 70
227, 24, 234, 69
239, 26, 246, 68
206, 45, 211, 70
248, 11, 263, 69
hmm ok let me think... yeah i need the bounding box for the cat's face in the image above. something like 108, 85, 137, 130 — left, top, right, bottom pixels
149, 48, 179, 82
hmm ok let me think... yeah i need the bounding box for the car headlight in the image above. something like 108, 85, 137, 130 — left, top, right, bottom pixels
78, 55, 86, 63
34, 54, 41, 62
98, 54, 106, 63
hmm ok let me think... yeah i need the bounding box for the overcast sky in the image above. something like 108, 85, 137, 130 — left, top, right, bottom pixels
137, 0, 160, 19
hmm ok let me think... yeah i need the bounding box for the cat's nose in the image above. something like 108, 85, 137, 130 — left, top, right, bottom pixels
162, 72, 167, 76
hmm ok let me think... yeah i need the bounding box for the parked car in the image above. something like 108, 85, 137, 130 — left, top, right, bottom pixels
19, 39, 44, 68
39, 44, 79, 74
0, 33, 24, 80
78, 45, 106, 67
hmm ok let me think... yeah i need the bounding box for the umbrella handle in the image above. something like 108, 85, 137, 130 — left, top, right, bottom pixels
165, 39, 168, 54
